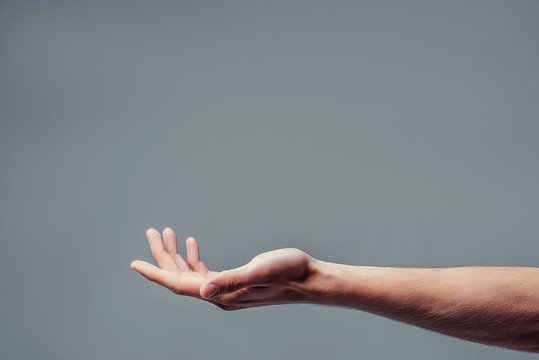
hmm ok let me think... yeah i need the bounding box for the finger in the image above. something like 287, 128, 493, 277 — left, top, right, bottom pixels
186, 237, 209, 274
146, 228, 178, 271
162, 227, 178, 253
200, 262, 264, 299
163, 227, 190, 271
131, 260, 204, 296
130, 260, 181, 292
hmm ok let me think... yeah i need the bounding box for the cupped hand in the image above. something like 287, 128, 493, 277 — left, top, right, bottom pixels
131, 228, 316, 311
131, 228, 220, 302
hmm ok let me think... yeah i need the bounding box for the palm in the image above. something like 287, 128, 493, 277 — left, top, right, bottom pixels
131, 228, 314, 311
131, 228, 218, 298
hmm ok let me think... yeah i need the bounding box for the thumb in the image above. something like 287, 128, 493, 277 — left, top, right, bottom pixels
200, 263, 259, 299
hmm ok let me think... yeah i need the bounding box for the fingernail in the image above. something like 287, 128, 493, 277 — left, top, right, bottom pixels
205, 283, 219, 298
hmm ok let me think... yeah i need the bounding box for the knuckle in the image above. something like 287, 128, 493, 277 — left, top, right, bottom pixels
187, 258, 197, 267
151, 248, 165, 258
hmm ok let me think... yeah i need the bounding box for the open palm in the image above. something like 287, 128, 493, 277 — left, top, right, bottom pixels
130, 228, 220, 302
131, 227, 315, 311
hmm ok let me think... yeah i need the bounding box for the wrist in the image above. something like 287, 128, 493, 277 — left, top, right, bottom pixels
293, 257, 352, 306
294, 258, 389, 309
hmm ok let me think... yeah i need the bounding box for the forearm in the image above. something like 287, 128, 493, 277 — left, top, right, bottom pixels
297, 260, 539, 352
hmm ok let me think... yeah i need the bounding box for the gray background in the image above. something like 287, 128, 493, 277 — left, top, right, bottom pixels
1, 0, 538, 359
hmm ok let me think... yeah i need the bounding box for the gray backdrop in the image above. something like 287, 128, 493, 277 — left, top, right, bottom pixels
1, 1, 538, 359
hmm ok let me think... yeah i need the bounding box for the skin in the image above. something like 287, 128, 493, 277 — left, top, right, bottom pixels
131, 227, 539, 352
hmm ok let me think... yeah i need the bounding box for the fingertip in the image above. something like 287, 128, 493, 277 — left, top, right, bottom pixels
163, 227, 173, 234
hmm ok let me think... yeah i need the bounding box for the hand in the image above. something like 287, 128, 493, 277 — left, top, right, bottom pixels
130, 228, 316, 311
198, 246, 316, 311
130, 228, 221, 307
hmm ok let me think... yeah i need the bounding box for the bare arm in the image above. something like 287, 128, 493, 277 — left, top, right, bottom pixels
131, 228, 539, 352
298, 260, 539, 352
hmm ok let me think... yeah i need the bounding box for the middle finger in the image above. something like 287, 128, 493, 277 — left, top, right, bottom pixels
163, 227, 190, 271
147, 228, 179, 271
